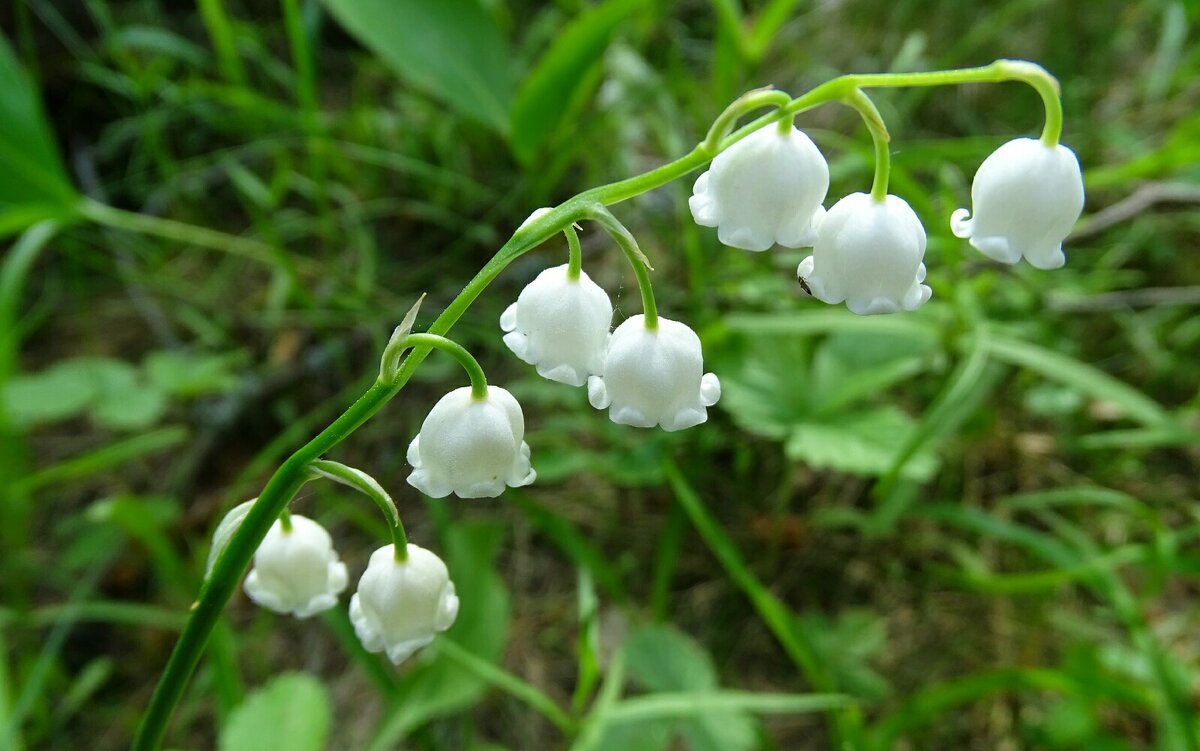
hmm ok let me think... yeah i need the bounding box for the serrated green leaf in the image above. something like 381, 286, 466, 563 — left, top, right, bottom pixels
621, 625, 757, 751
509, 0, 642, 163
719, 335, 813, 438
784, 407, 939, 481
623, 625, 719, 692
320, 0, 513, 133
795, 610, 890, 701
219, 673, 330, 751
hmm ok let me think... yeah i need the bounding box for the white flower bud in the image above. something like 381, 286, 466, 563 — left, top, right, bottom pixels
950, 137, 1084, 270
587, 314, 721, 431
243, 515, 348, 618
406, 385, 535, 499
349, 544, 459, 665
796, 192, 932, 316
499, 264, 613, 387
689, 125, 829, 251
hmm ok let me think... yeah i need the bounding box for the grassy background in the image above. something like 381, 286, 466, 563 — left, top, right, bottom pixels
1, 0, 1199, 749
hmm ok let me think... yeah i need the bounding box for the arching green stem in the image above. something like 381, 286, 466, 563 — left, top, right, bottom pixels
565, 223, 583, 280
702, 87, 793, 154
132, 60, 1071, 751
825, 59, 1064, 146
585, 205, 659, 330
843, 88, 891, 202
278, 507, 293, 532
380, 332, 488, 400
307, 459, 408, 561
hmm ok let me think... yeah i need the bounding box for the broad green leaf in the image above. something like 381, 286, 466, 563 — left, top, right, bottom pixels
621, 624, 757, 751
219, 673, 330, 751
75, 358, 168, 430
91, 381, 167, 430
509, 0, 643, 163
0, 32, 78, 235
144, 350, 241, 397
2, 357, 169, 430
1, 365, 97, 427
795, 610, 890, 701
590, 717, 673, 751
785, 408, 939, 481
719, 335, 814, 438
623, 625, 720, 693
320, 0, 513, 133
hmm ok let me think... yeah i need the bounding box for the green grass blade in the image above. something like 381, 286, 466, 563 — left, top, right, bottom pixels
982, 333, 1171, 426
871, 668, 1078, 749
602, 690, 851, 724
12, 425, 189, 495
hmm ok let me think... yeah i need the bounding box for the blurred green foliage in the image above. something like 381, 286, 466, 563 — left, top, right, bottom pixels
0, 0, 1198, 749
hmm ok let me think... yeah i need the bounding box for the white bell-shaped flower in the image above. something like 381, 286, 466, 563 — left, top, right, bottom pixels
689, 125, 829, 251
406, 384, 535, 499
349, 544, 459, 665
587, 315, 721, 431
796, 192, 932, 316
243, 515, 348, 618
499, 264, 613, 387
950, 137, 1084, 270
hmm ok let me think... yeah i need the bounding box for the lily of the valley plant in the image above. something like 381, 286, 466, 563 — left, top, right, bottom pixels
135, 59, 1085, 751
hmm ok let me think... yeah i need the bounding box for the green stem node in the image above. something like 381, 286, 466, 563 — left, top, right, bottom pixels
379, 333, 488, 400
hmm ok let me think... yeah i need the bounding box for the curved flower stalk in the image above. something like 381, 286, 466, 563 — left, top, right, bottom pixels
689, 124, 830, 251
134, 60, 1086, 751
588, 315, 721, 431
243, 515, 349, 618
407, 384, 535, 498
350, 543, 459, 665
796, 192, 931, 316
951, 137, 1084, 269
500, 263, 613, 387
